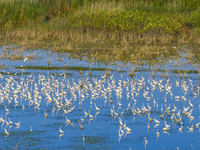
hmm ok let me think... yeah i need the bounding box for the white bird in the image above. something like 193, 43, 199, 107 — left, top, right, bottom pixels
187, 124, 194, 133
4, 128, 9, 135
65, 116, 75, 127
15, 121, 20, 126
8, 118, 13, 124
0, 115, 4, 123
81, 116, 84, 123
5, 105, 9, 112
24, 57, 29, 62
125, 126, 131, 132
172, 104, 177, 112
154, 118, 160, 124
5, 119, 9, 126
84, 109, 88, 116
119, 117, 123, 126
44, 110, 49, 117
89, 111, 93, 118
94, 103, 100, 111
78, 120, 84, 128
164, 121, 170, 128
178, 126, 183, 133
157, 129, 160, 137
144, 137, 148, 145
83, 134, 85, 142
59, 126, 64, 134
189, 100, 193, 107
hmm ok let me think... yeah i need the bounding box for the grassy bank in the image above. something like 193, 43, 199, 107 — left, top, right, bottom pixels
1, 0, 200, 43
1, 0, 200, 64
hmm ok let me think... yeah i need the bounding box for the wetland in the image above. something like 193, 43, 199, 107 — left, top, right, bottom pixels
1, 0, 200, 149
0, 44, 200, 150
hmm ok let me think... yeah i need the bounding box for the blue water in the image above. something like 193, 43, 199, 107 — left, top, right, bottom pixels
0, 45, 199, 150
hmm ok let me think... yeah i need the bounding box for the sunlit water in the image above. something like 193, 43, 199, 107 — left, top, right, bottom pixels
0, 46, 200, 150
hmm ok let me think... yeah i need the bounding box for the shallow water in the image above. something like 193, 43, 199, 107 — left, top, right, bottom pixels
0, 45, 200, 150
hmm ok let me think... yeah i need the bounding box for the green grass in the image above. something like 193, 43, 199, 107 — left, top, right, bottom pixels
64, 9, 184, 35
1, 0, 200, 35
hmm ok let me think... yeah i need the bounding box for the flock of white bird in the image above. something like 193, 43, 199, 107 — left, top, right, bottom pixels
0, 69, 199, 148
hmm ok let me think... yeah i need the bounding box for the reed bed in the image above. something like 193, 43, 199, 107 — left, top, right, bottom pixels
1, 0, 200, 63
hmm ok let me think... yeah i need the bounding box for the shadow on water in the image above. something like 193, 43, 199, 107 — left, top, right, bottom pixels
70, 135, 111, 150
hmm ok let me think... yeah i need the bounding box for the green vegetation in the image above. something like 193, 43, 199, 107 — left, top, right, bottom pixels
1, 0, 200, 41
15, 65, 113, 71
1, 0, 200, 65
171, 69, 198, 74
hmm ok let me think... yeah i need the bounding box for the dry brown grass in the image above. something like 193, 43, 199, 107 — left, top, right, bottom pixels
26, 52, 37, 60
1, 26, 200, 67
151, 70, 155, 78
0, 28, 194, 49
105, 70, 110, 77
0, 64, 8, 69
129, 67, 135, 77
163, 71, 169, 78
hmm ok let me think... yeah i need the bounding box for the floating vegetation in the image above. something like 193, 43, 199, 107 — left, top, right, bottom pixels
15, 65, 114, 71
171, 69, 198, 74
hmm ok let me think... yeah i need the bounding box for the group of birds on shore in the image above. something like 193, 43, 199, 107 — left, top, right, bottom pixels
0, 68, 199, 148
